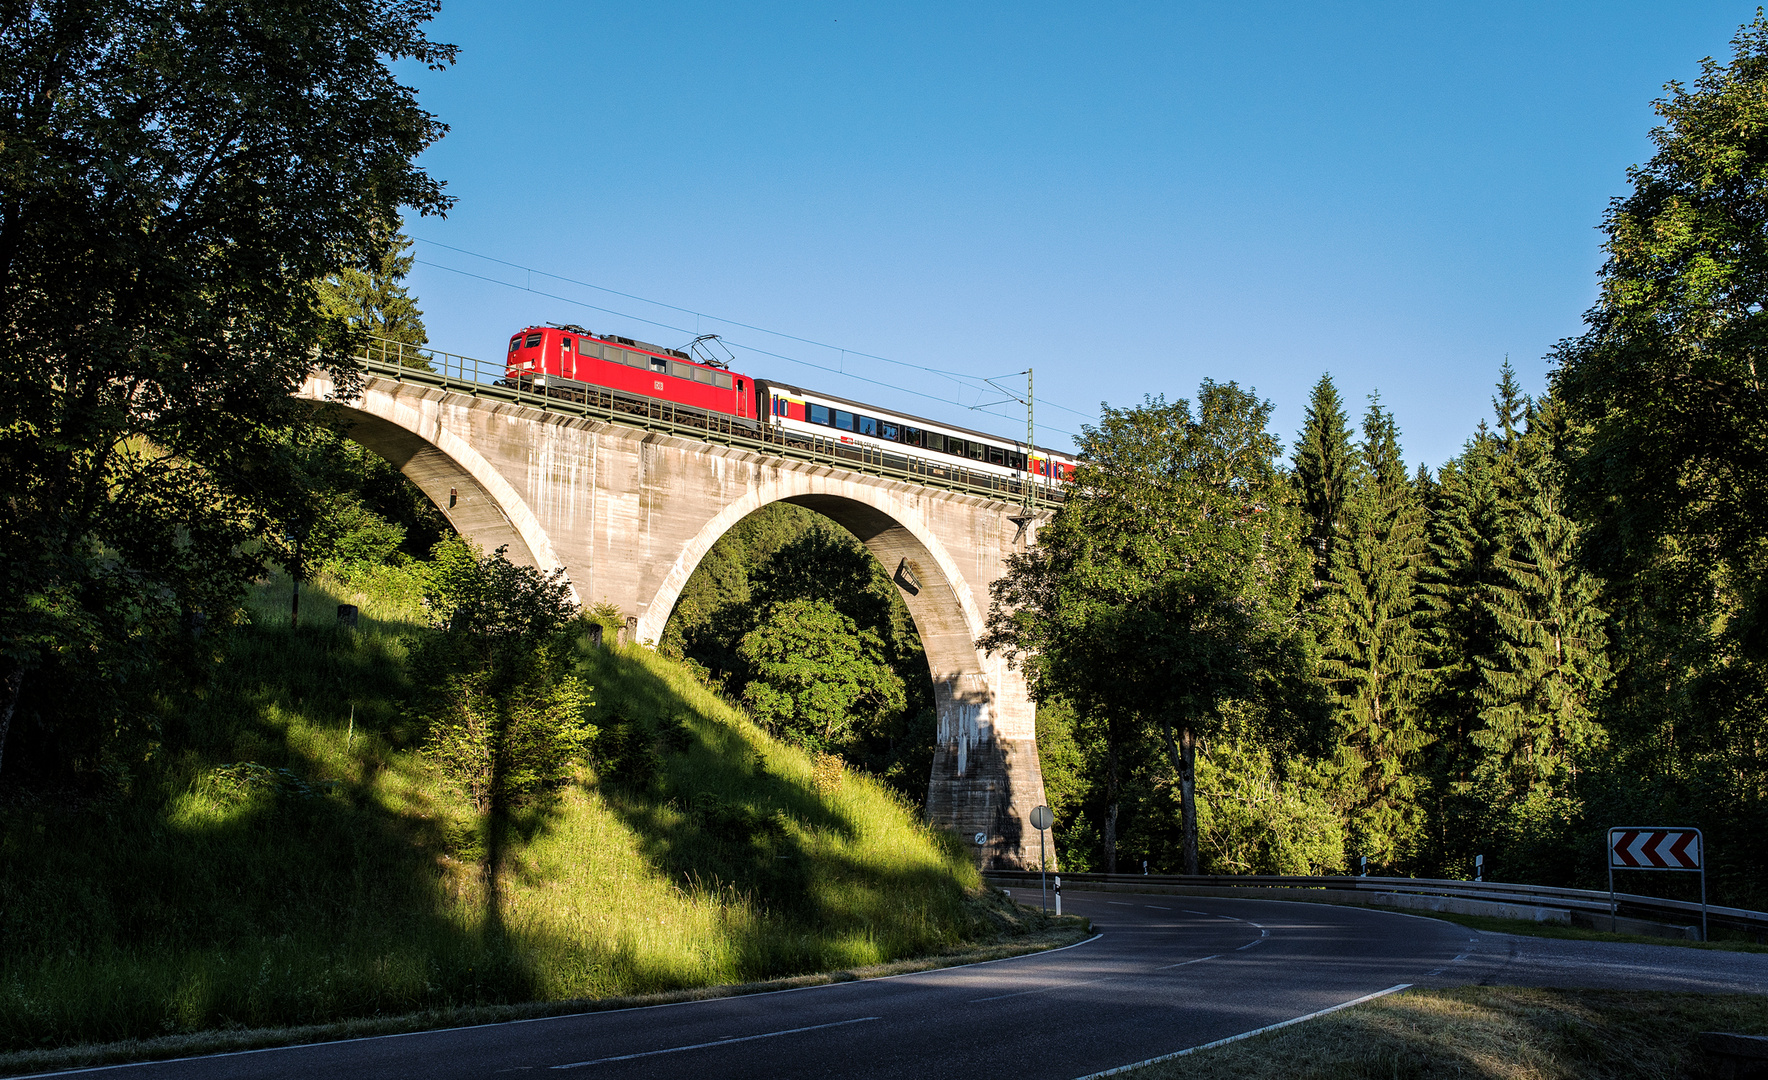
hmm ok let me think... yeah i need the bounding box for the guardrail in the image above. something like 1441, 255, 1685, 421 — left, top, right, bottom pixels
982, 870, 1768, 938
346, 337, 1067, 510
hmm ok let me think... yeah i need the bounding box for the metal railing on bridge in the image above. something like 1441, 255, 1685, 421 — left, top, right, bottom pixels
982, 869, 1768, 938
350, 337, 1067, 510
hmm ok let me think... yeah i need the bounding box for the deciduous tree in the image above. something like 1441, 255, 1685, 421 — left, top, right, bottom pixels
0, 0, 455, 776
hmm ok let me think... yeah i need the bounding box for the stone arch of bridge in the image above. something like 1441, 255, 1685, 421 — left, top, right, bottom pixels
640, 477, 1016, 843
300, 385, 571, 595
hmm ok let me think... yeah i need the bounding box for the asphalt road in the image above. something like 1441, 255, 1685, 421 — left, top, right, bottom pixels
33, 890, 1767, 1080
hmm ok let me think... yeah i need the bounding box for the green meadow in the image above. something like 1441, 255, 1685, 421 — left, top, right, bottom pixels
0, 569, 1028, 1053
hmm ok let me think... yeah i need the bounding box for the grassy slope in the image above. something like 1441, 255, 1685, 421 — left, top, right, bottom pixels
0, 569, 1027, 1052
1135, 987, 1768, 1080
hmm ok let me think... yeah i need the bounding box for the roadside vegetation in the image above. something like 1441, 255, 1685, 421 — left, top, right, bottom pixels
0, 559, 1046, 1054
1132, 986, 1768, 1080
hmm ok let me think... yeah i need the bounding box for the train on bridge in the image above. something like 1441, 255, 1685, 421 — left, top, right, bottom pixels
505, 324, 1078, 486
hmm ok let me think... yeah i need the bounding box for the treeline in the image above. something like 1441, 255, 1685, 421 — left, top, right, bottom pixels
1013, 368, 1644, 893
999, 23, 1768, 907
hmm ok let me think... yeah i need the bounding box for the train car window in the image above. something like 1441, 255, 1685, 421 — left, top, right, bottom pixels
969, 441, 986, 460
1008, 452, 1026, 471
858, 415, 877, 436
524, 333, 543, 348
880, 422, 899, 441
809, 403, 831, 425
988, 446, 1006, 465
650, 357, 668, 373
834, 410, 855, 431
714, 371, 734, 390
902, 427, 922, 447
668, 360, 694, 380
925, 432, 945, 452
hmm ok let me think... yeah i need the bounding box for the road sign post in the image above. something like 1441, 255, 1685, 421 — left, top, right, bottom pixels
1029, 804, 1053, 913
1608, 827, 1706, 941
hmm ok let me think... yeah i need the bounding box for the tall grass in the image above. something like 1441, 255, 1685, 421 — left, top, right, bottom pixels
0, 574, 986, 1051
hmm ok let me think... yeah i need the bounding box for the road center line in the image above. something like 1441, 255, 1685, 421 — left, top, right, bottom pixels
1107, 901, 1135, 906
550, 1016, 881, 1069
970, 975, 1115, 1002
1156, 954, 1221, 970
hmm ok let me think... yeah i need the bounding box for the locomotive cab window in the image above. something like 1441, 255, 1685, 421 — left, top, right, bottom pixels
524, 333, 542, 348
509, 337, 521, 353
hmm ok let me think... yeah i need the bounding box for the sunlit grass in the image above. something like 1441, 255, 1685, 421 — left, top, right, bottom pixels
1131, 986, 1768, 1080
0, 578, 995, 1052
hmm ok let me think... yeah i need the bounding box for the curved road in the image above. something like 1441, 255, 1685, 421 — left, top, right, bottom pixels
32, 890, 1767, 1080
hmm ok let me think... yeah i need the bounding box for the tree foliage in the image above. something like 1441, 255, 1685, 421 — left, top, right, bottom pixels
0, 0, 455, 778
1317, 396, 1428, 868
412, 541, 592, 814
738, 598, 907, 753
983, 382, 1320, 873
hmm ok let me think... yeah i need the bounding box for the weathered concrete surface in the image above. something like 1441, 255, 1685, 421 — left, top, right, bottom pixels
300, 373, 1050, 869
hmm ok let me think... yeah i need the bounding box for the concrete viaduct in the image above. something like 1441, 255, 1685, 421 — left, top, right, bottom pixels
298, 365, 1053, 869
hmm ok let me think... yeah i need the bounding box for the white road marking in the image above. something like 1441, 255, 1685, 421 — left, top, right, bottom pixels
970, 976, 1116, 1002
1107, 901, 1135, 906
1158, 954, 1222, 970
1072, 984, 1413, 1079
550, 1016, 881, 1068
1144, 905, 1171, 910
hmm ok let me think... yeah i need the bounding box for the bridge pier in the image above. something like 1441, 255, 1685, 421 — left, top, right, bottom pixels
301, 371, 1052, 869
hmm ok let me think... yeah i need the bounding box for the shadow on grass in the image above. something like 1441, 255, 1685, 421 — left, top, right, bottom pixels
0, 607, 986, 1052
0, 584, 577, 1050
578, 644, 983, 982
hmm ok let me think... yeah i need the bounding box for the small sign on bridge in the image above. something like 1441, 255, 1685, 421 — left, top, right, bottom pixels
1607, 826, 1706, 940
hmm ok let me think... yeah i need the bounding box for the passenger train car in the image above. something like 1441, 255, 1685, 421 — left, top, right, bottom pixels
504, 324, 1075, 486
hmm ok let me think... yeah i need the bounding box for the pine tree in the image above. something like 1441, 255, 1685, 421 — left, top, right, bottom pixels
1319, 396, 1429, 868
1468, 398, 1610, 868
1417, 414, 1511, 871
317, 225, 430, 357
1292, 374, 1361, 586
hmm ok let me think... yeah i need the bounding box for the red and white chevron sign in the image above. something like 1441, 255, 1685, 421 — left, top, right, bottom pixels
1608, 828, 1702, 870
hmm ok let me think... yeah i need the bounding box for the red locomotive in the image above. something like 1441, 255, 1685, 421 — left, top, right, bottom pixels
503, 324, 1075, 484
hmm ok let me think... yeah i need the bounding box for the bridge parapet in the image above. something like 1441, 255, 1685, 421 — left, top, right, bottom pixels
350, 339, 1065, 510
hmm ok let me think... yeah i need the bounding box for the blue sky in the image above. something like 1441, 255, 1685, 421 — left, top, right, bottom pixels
398, 2, 1752, 468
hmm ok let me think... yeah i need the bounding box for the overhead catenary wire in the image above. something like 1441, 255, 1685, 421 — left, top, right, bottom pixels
414, 257, 1083, 443
409, 236, 1097, 435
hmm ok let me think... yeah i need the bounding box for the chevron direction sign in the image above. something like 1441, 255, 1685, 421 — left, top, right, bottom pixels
1608, 828, 1702, 870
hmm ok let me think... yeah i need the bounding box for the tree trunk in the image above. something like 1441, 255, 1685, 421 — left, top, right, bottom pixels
1157, 720, 1200, 875
0, 667, 19, 777
1104, 737, 1120, 874
1180, 725, 1198, 875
